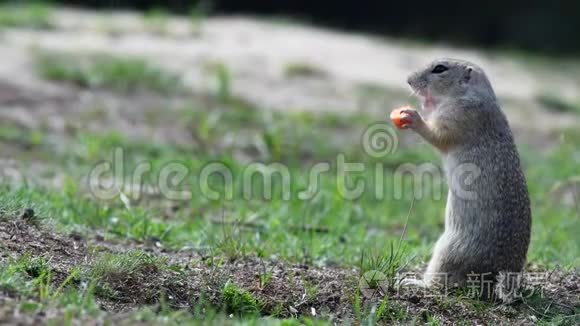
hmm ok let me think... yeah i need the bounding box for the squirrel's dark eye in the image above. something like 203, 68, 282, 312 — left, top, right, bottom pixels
431, 65, 448, 74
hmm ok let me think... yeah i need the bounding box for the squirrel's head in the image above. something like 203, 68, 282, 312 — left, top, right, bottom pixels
407, 58, 496, 114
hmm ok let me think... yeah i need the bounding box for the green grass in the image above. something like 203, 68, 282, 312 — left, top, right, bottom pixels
222, 281, 263, 316
0, 254, 44, 297
204, 61, 233, 101
0, 254, 101, 322
0, 122, 45, 148
535, 93, 580, 114
143, 8, 170, 35
0, 106, 577, 268
35, 52, 184, 94
85, 250, 167, 301
0, 91, 578, 323
0, 2, 53, 29
284, 62, 328, 79
359, 242, 410, 291
86, 250, 165, 282
189, 1, 210, 34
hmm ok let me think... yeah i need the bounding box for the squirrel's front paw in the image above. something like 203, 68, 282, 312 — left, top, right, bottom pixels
391, 106, 424, 130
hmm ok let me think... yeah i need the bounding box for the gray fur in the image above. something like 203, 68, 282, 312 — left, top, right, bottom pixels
406, 58, 532, 298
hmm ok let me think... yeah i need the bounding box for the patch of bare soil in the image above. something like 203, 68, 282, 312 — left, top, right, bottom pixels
0, 79, 194, 148
0, 214, 87, 285
0, 216, 578, 325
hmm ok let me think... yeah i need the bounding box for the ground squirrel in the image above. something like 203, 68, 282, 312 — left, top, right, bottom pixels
400, 58, 531, 299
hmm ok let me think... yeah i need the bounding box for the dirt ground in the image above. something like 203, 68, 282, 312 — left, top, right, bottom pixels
1, 217, 578, 324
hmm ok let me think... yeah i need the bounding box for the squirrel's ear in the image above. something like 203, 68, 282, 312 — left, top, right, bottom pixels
461, 67, 473, 84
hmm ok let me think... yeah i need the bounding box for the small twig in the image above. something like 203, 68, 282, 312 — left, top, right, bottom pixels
522, 297, 554, 319
397, 197, 415, 249
550, 302, 575, 313
209, 218, 330, 234
562, 313, 579, 320
542, 302, 553, 316
395, 198, 416, 272
572, 183, 580, 220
